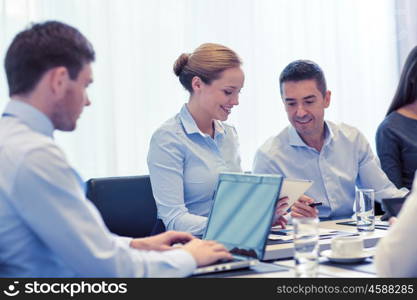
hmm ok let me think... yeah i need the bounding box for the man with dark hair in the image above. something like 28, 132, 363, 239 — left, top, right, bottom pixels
5, 21, 96, 98
253, 60, 408, 219
0, 21, 231, 277
279, 60, 327, 97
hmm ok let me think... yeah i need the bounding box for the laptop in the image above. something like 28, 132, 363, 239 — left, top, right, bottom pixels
193, 172, 283, 275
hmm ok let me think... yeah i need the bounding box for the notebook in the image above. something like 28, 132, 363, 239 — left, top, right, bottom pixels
193, 172, 283, 275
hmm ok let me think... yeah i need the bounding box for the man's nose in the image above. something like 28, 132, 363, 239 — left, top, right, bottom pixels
295, 105, 307, 117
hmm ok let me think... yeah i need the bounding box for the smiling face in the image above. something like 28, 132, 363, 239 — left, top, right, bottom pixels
193, 67, 244, 122
282, 79, 330, 140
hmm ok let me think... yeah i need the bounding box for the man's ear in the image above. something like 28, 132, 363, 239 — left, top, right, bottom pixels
49, 67, 70, 99
191, 76, 203, 93
324, 90, 331, 108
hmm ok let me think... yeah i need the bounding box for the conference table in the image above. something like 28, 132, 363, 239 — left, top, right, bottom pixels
213, 218, 388, 278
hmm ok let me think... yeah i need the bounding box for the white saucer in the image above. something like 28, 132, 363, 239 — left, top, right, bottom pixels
320, 249, 375, 263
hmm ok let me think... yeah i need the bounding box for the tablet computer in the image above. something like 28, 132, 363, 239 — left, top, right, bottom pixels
279, 178, 313, 209
381, 197, 406, 217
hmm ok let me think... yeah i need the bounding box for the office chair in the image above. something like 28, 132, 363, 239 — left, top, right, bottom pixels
86, 175, 165, 238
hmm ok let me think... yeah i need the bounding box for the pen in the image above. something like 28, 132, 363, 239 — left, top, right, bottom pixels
309, 202, 323, 207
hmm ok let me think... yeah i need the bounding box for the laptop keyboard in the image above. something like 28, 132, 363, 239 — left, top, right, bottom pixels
217, 256, 246, 263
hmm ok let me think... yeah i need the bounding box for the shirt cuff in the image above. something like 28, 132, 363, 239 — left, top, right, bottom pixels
114, 235, 134, 248
164, 248, 197, 277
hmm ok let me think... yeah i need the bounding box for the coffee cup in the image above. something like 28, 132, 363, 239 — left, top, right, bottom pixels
331, 236, 364, 258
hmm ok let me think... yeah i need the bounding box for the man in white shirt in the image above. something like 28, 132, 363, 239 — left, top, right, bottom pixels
253, 60, 407, 219
0, 21, 231, 277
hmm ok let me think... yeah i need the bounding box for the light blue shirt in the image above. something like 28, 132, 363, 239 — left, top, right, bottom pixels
0, 100, 196, 277
147, 104, 242, 235
253, 121, 408, 218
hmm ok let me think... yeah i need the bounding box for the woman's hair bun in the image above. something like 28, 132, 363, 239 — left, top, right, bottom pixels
173, 53, 189, 76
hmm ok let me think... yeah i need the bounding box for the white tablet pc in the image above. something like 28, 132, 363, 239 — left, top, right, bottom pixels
279, 178, 313, 209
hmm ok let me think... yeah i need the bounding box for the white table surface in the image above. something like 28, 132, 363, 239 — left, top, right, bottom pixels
226, 218, 387, 278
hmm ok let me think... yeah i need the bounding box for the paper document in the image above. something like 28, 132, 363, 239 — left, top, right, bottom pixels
268, 228, 355, 241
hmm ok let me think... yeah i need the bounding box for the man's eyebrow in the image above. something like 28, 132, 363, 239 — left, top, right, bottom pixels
284, 98, 296, 102
303, 95, 316, 100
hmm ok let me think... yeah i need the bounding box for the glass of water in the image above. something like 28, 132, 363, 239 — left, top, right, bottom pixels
355, 188, 375, 232
293, 217, 319, 277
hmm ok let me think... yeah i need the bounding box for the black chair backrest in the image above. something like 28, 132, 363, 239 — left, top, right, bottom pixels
86, 175, 164, 238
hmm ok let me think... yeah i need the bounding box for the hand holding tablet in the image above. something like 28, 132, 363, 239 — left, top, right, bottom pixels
279, 178, 314, 210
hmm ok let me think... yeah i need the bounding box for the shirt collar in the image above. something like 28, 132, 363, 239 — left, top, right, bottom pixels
213, 119, 225, 138
2, 100, 54, 138
179, 104, 226, 138
288, 120, 334, 148
323, 121, 334, 146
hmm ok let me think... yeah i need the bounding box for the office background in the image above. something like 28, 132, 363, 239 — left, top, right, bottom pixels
1, 0, 416, 180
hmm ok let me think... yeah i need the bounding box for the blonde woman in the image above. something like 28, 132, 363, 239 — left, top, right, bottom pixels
147, 43, 287, 236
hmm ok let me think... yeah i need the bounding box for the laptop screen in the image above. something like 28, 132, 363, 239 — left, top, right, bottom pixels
203, 172, 283, 259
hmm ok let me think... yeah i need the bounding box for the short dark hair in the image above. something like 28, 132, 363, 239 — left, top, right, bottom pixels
279, 60, 327, 97
5, 21, 95, 97
386, 46, 417, 116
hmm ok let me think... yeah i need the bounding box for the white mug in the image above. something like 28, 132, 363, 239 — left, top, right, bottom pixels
331, 236, 364, 258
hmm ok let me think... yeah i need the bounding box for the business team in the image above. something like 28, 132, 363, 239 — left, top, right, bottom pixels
1, 21, 416, 277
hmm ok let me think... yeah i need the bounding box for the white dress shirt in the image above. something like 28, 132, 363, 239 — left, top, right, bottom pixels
253, 121, 408, 219
0, 100, 196, 277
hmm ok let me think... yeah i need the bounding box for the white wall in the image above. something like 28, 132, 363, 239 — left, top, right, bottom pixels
0, 0, 401, 179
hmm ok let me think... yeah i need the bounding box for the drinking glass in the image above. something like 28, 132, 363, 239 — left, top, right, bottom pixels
293, 217, 319, 277
355, 188, 375, 232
